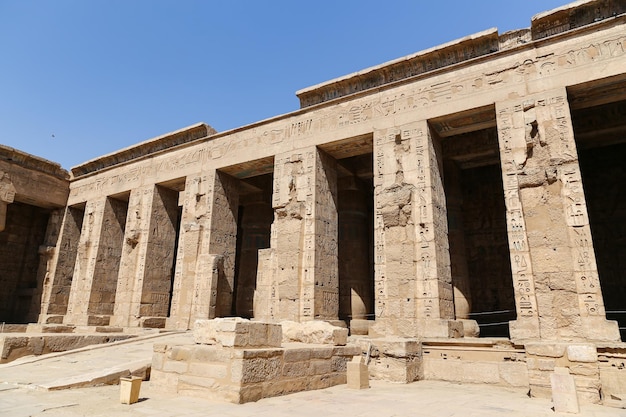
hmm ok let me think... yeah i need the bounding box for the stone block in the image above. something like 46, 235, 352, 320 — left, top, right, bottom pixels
163, 359, 189, 374
240, 357, 282, 383
461, 362, 500, 384
566, 344, 597, 363
177, 374, 222, 390
191, 345, 232, 362
238, 385, 264, 403
600, 367, 626, 407
188, 362, 228, 380
309, 347, 333, 359
194, 318, 282, 348
310, 359, 332, 375
550, 367, 579, 414
168, 346, 192, 361
499, 362, 529, 387
193, 319, 219, 345
347, 356, 369, 389
282, 361, 310, 378
152, 351, 165, 371
283, 348, 311, 363
349, 319, 369, 336
281, 320, 348, 345
525, 343, 566, 358
149, 369, 179, 393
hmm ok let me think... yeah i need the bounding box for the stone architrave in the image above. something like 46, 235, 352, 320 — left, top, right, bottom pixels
256, 147, 338, 322
371, 121, 456, 338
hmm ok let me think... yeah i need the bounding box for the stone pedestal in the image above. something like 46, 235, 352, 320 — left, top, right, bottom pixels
347, 356, 369, 389
120, 376, 142, 405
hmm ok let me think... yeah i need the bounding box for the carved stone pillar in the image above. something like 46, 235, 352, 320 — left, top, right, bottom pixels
233, 192, 272, 318
28, 208, 64, 323
0, 171, 16, 232
338, 176, 373, 328
38, 205, 84, 324
496, 88, 619, 342
371, 121, 460, 338
112, 185, 178, 328
65, 196, 126, 326
443, 160, 473, 329
255, 147, 338, 322
167, 170, 238, 329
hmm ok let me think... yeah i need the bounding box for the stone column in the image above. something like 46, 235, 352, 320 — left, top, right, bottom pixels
28, 208, 64, 323
443, 160, 474, 330
255, 147, 338, 322
38, 205, 84, 324
167, 170, 239, 329
64, 196, 119, 325
496, 88, 619, 342
112, 185, 179, 328
167, 175, 206, 329
111, 188, 151, 328
444, 161, 470, 319
338, 175, 373, 331
233, 192, 272, 318
0, 171, 16, 232
496, 100, 541, 341
371, 122, 459, 338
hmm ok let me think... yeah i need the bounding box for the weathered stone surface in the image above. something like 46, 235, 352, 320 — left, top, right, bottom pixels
2, 0, 626, 407
193, 318, 282, 348
566, 344, 597, 363
347, 356, 369, 389
151, 341, 360, 403
550, 367, 579, 413
281, 321, 348, 346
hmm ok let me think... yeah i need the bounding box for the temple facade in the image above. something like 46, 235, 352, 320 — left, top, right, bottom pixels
2, 0, 626, 405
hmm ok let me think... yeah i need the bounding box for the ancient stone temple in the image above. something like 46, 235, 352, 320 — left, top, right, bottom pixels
2, 0, 626, 407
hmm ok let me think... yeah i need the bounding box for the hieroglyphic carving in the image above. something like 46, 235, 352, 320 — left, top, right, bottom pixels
64, 197, 107, 323
67, 31, 626, 207
496, 105, 539, 324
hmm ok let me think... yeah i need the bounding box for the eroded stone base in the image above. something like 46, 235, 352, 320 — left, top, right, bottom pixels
151, 342, 359, 403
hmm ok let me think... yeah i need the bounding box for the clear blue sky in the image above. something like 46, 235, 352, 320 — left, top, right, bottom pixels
1, 1, 569, 170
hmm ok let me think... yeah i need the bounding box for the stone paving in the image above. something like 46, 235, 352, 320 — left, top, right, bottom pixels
1, 379, 624, 417
0, 331, 193, 390
0, 331, 624, 416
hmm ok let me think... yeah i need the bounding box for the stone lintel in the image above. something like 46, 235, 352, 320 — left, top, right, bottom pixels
296, 28, 499, 108
531, 0, 626, 40
0, 151, 68, 209
71, 123, 216, 178
0, 144, 69, 179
